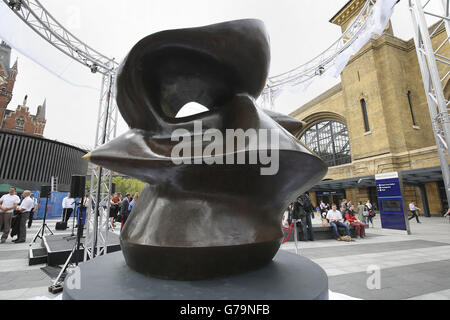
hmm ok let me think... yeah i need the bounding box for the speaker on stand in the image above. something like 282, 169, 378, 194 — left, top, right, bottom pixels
66, 175, 86, 239
30, 185, 53, 245
50, 175, 87, 294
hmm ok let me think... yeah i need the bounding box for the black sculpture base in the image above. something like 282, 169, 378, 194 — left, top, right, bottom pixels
121, 239, 281, 280
62, 250, 329, 300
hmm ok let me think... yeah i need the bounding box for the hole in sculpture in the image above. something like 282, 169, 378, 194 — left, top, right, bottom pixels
175, 102, 210, 118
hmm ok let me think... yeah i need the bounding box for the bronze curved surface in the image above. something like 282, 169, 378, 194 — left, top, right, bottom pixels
85, 19, 327, 280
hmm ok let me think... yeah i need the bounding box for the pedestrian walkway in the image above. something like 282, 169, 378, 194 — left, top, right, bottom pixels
0, 215, 449, 299
0, 218, 121, 300
281, 215, 450, 299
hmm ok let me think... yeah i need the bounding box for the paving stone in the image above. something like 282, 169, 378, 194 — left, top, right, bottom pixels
1, 217, 450, 299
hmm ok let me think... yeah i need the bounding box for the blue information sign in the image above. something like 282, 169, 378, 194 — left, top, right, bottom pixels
375, 172, 410, 233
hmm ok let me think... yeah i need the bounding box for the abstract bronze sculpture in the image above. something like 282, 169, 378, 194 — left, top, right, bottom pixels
84, 19, 327, 280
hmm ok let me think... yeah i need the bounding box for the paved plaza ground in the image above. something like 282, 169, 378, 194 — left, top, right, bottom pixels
0, 215, 449, 300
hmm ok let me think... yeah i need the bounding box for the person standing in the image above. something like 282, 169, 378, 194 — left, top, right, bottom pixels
365, 200, 372, 211
326, 204, 352, 241
365, 200, 374, 227
341, 199, 348, 211
62, 193, 75, 223
121, 193, 132, 230
357, 201, 365, 222
77, 194, 89, 228
340, 205, 347, 222
320, 200, 326, 214
295, 193, 315, 241
109, 193, 120, 229
408, 201, 421, 223
15, 190, 34, 243
128, 193, 139, 212
287, 203, 294, 225
0, 187, 20, 243
28, 193, 39, 228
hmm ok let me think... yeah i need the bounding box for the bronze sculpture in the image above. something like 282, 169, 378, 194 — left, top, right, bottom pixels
84, 19, 327, 280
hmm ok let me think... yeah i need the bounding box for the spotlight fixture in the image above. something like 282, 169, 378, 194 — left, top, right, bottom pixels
8, 0, 22, 11
315, 65, 325, 76
90, 63, 98, 74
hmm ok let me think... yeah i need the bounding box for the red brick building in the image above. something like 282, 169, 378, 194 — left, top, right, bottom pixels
0, 41, 46, 136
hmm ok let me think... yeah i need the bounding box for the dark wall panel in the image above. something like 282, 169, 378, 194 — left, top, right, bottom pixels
0, 131, 88, 191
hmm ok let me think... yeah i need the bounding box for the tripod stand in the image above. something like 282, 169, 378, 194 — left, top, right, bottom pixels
49, 200, 84, 294
29, 194, 53, 246
292, 219, 299, 255
63, 200, 78, 241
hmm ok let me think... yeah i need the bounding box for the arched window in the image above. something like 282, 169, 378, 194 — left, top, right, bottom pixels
300, 120, 351, 167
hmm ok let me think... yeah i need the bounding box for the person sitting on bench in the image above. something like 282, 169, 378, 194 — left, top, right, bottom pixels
326, 204, 351, 241
345, 204, 366, 239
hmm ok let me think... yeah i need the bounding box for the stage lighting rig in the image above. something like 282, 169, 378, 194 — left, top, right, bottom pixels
90, 63, 99, 74
315, 65, 325, 76
8, 0, 21, 10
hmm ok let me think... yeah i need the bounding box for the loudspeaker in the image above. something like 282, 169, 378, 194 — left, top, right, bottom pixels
40, 185, 51, 198
70, 175, 86, 198
55, 221, 68, 230
111, 183, 116, 194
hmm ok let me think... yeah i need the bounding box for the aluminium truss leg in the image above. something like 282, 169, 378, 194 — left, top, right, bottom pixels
409, 0, 450, 206
83, 72, 117, 261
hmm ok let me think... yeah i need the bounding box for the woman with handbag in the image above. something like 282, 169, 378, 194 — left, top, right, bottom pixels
366, 205, 375, 228
362, 206, 370, 226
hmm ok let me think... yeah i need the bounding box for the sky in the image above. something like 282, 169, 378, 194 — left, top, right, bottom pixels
1, 0, 421, 148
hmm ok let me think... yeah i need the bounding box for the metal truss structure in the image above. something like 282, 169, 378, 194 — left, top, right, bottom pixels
409, 0, 450, 205
1, 0, 119, 261
3, 0, 116, 75
83, 72, 119, 261
261, 0, 376, 107
4, 0, 450, 257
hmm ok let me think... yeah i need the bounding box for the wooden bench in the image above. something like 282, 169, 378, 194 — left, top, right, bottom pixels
283, 224, 362, 242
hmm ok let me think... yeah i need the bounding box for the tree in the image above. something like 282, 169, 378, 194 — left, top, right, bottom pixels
83, 176, 145, 196
112, 176, 145, 195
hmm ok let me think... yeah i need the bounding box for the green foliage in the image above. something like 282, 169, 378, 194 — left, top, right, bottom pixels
83, 176, 145, 196
112, 176, 145, 195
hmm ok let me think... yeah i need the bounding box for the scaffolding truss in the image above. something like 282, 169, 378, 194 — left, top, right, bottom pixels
261, 0, 376, 108
83, 73, 119, 261
4, 0, 450, 257
2, 0, 116, 75
1, 0, 119, 261
409, 0, 450, 204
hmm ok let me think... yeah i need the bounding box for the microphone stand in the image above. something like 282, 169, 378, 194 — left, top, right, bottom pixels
64, 200, 78, 241
49, 199, 85, 294
30, 193, 53, 246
